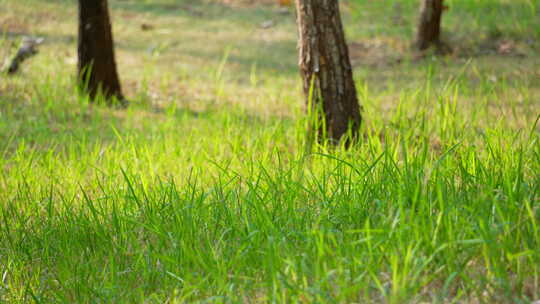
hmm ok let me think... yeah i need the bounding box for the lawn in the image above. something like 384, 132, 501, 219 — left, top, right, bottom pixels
0, 0, 539, 302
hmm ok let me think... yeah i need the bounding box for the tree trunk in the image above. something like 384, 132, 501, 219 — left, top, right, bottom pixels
295, 0, 362, 144
416, 0, 444, 51
78, 0, 125, 106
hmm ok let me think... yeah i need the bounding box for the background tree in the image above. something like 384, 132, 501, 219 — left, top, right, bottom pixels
294, 0, 362, 144
416, 0, 446, 51
78, 0, 125, 106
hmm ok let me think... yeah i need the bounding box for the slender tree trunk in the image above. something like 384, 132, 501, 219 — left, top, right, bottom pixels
416, 0, 444, 51
295, 0, 362, 144
78, 0, 125, 106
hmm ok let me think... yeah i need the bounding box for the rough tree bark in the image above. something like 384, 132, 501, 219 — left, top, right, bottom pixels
78, 0, 125, 106
295, 0, 362, 144
416, 0, 444, 51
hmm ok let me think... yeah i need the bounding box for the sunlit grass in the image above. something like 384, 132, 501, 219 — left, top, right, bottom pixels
1, 0, 539, 302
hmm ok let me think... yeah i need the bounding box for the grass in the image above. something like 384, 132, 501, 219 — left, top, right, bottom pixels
1, 0, 539, 302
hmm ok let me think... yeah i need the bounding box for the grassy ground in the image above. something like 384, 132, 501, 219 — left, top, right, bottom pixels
1, 0, 539, 302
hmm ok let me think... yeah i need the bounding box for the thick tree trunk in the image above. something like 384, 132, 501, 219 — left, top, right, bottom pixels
295, 0, 362, 144
78, 0, 125, 105
416, 0, 444, 51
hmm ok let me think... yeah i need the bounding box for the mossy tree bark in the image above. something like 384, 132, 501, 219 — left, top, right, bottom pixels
295, 0, 362, 144
416, 0, 444, 51
78, 0, 125, 106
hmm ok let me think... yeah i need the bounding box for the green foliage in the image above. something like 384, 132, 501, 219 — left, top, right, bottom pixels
0, 0, 539, 302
